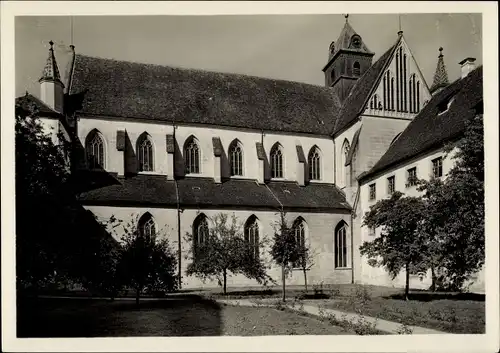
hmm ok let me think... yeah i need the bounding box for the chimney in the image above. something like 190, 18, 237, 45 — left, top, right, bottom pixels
459, 57, 476, 78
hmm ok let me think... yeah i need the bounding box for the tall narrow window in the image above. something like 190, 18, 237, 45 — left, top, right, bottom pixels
399, 48, 404, 112
229, 139, 243, 176
396, 53, 400, 112
412, 76, 417, 113
407, 167, 417, 187
387, 175, 395, 195
270, 143, 284, 179
369, 183, 376, 201
330, 69, 335, 84
432, 157, 443, 178
416, 81, 420, 113
308, 146, 321, 180
353, 61, 360, 76
85, 129, 105, 169
292, 218, 306, 268
403, 54, 407, 112
184, 136, 200, 174
244, 216, 259, 259
193, 214, 209, 259
391, 77, 395, 111
409, 76, 413, 113
335, 222, 348, 268
137, 133, 154, 172
341, 139, 350, 186
138, 212, 156, 241
383, 75, 387, 110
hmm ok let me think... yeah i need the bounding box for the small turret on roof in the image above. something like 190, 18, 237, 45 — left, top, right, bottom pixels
39, 40, 63, 85
430, 47, 449, 94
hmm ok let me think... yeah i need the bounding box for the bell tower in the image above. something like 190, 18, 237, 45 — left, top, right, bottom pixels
322, 15, 375, 102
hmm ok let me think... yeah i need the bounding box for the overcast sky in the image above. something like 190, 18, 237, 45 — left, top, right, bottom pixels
16, 14, 482, 98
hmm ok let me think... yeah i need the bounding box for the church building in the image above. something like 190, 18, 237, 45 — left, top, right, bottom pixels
16, 17, 484, 291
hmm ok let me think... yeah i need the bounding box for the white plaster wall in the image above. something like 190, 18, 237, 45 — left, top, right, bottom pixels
78, 117, 335, 183
358, 147, 485, 292
84, 205, 352, 289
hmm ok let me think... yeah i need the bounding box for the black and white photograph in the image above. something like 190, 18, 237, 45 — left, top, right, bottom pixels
1, 1, 498, 352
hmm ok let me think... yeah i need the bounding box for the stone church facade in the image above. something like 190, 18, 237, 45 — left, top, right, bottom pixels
17, 19, 484, 291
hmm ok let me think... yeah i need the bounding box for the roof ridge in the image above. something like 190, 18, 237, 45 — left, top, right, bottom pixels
74, 53, 334, 92
16, 93, 60, 114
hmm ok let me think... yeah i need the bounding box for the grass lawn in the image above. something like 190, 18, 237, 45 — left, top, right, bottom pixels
17, 296, 352, 337
195, 284, 485, 334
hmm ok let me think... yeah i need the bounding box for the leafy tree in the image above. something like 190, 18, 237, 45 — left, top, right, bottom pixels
360, 192, 426, 300
418, 113, 485, 290
185, 213, 272, 294
296, 243, 316, 293
15, 102, 74, 291
117, 217, 178, 305
270, 211, 301, 302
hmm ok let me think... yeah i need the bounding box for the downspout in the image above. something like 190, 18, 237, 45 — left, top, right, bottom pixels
350, 182, 361, 284
173, 121, 182, 289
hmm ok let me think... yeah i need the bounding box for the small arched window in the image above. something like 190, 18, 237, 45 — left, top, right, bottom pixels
292, 218, 306, 268
308, 146, 321, 181
85, 129, 105, 169
137, 133, 154, 172
270, 143, 284, 179
229, 139, 243, 176
335, 221, 349, 268
330, 69, 335, 84
339, 139, 350, 186
193, 214, 209, 258
353, 61, 360, 76
184, 136, 200, 174
244, 216, 259, 259
138, 212, 156, 241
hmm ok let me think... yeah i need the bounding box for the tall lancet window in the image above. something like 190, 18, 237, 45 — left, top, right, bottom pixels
341, 139, 350, 186
193, 214, 209, 259
244, 216, 259, 259
138, 212, 156, 241
308, 146, 321, 181
270, 143, 284, 179
335, 221, 349, 268
184, 136, 200, 174
292, 218, 306, 268
85, 129, 105, 169
353, 61, 360, 76
416, 81, 420, 113
137, 133, 154, 172
403, 54, 408, 112
409, 75, 414, 113
391, 77, 395, 111
229, 139, 243, 176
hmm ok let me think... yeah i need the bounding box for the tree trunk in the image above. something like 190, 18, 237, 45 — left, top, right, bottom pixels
430, 265, 437, 292
223, 269, 227, 295
282, 263, 286, 302
303, 268, 308, 292
405, 262, 410, 301
135, 287, 140, 306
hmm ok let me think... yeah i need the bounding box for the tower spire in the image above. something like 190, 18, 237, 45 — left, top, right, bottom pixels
430, 47, 449, 94
39, 40, 62, 84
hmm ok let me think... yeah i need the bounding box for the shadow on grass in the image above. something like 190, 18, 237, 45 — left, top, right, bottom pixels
385, 292, 485, 302
17, 294, 223, 337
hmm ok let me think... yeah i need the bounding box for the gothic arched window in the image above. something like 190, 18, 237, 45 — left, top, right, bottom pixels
308, 146, 321, 181
330, 69, 335, 84
85, 129, 105, 169
193, 214, 209, 258
184, 136, 200, 174
353, 61, 360, 76
244, 215, 259, 259
292, 218, 307, 268
229, 139, 243, 176
138, 212, 156, 241
137, 133, 154, 172
340, 139, 350, 186
270, 143, 284, 179
334, 221, 349, 268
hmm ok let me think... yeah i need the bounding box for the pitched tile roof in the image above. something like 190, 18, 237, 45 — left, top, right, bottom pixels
67, 54, 341, 135
360, 65, 483, 182
15, 93, 62, 118
333, 37, 401, 136
78, 174, 350, 211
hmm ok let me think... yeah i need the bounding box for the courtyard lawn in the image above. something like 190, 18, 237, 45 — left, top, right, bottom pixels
197, 284, 485, 334
17, 296, 352, 337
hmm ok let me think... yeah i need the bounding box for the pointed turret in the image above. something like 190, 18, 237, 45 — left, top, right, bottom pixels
39, 40, 65, 113
430, 47, 449, 95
